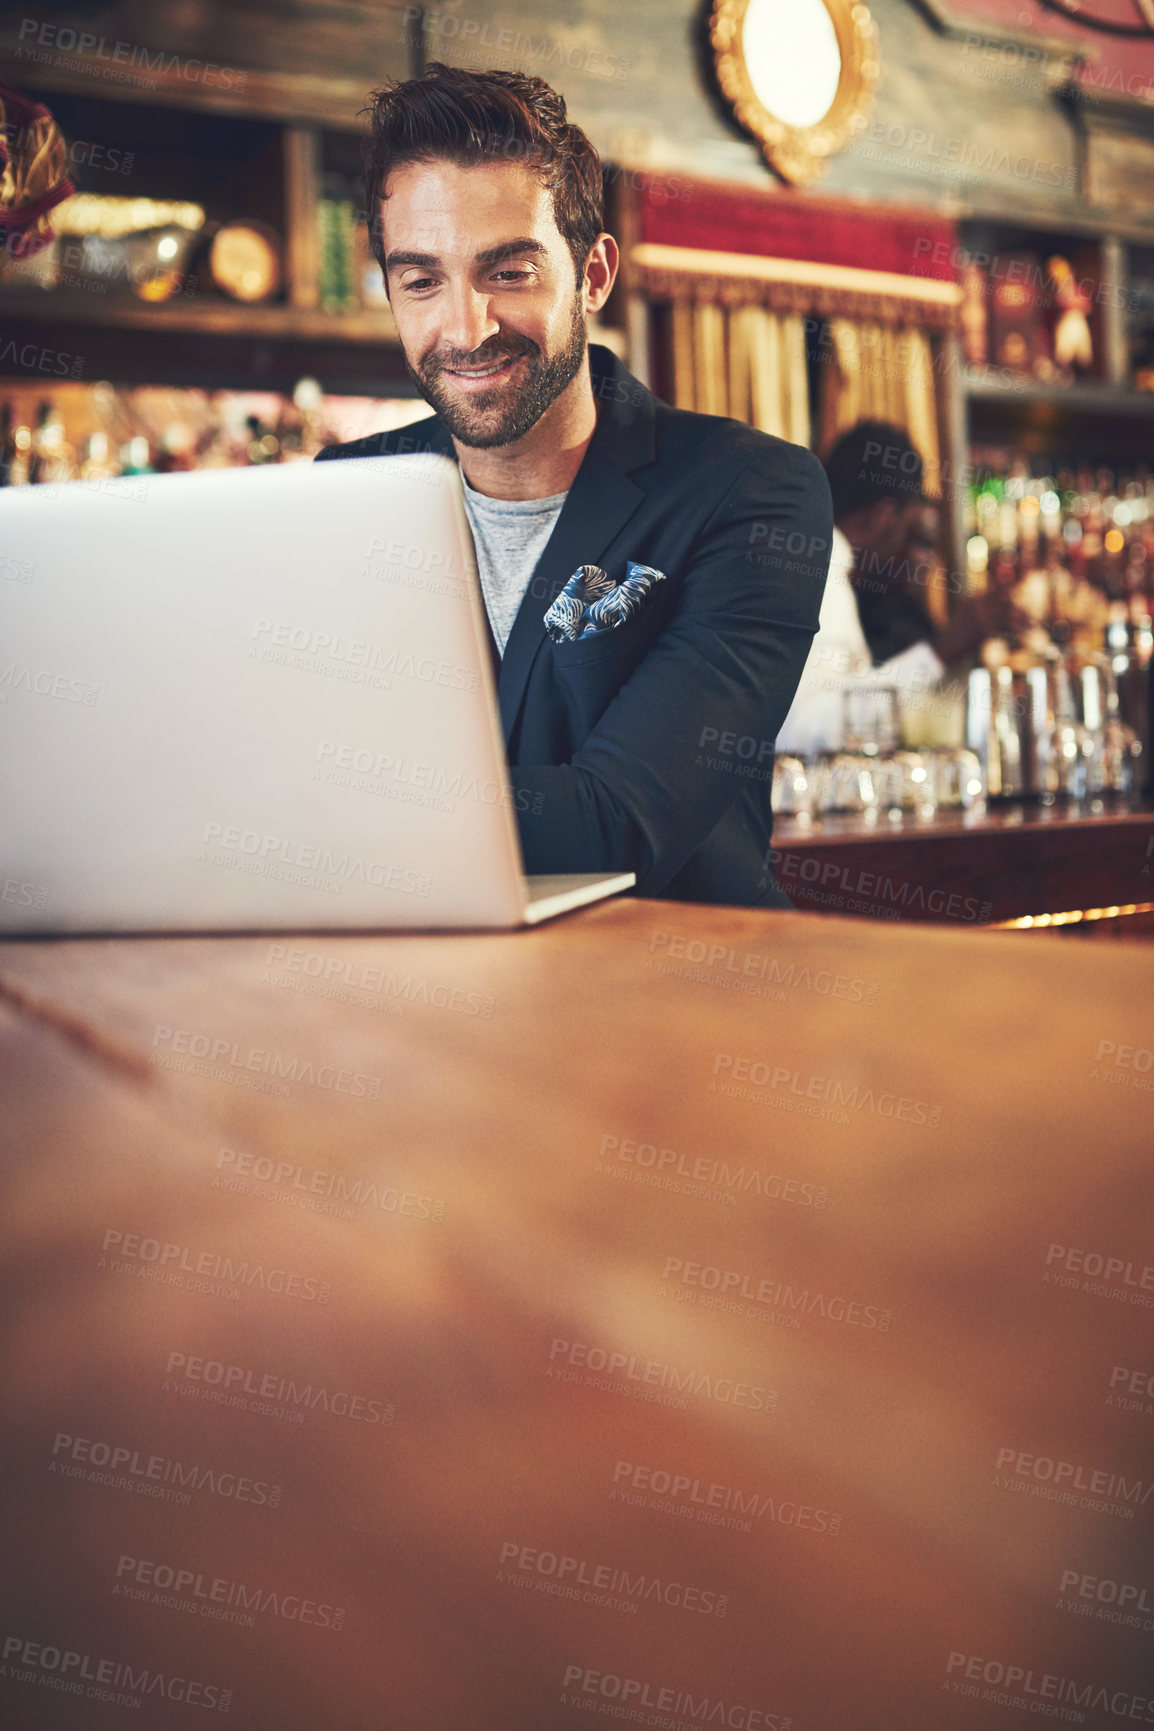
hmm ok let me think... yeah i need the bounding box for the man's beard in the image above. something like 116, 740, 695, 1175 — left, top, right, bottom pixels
404, 293, 588, 449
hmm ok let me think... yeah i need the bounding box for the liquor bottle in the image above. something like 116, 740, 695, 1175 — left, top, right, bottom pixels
1095, 654, 1141, 792
970, 451, 1154, 651
79, 430, 118, 481
318, 196, 358, 315
1078, 664, 1108, 795
966, 666, 1026, 798
1024, 665, 1056, 797
6, 419, 32, 486
30, 400, 75, 485
245, 414, 278, 464
1051, 657, 1091, 799
291, 375, 325, 461
119, 434, 153, 476
965, 668, 995, 787
992, 664, 1024, 797
27, 401, 54, 484
1107, 603, 1150, 765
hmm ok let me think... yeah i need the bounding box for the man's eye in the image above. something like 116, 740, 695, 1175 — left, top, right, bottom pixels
401, 269, 531, 291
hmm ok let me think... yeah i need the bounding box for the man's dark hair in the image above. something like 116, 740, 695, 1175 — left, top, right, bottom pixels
362, 62, 604, 295
823, 420, 925, 520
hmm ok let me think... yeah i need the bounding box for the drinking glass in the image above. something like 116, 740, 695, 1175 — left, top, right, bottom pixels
815, 753, 883, 814
842, 686, 900, 756
771, 755, 813, 817
929, 748, 985, 809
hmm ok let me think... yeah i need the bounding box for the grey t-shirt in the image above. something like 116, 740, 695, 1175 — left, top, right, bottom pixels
461, 474, 568, 655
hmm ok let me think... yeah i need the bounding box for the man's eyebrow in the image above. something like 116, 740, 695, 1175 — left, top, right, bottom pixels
385, 238, 548, 273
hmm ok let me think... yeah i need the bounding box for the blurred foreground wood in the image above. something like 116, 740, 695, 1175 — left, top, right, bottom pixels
1, 900, 1152, 1731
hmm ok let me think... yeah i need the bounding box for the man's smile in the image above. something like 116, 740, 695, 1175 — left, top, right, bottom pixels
440, 353, 525, 391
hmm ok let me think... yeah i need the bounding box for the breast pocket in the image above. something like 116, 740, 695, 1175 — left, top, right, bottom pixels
548, 607, 656, 741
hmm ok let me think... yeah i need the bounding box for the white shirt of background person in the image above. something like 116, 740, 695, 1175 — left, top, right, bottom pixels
774, 526, 944, 758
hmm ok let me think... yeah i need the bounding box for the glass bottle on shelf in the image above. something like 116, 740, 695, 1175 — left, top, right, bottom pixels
79, 430, 118, 482
966, 668, 998, 792
1094, 654, 1141, 792
26, 401, 51, 485
1051, 657, 1091, 799
992, 664, 1025, 797
156, 421, 196, 473
967, 659, 1026, 800
6, 419, 32, 486
1106, 602, 1151, 767
290, 376, 325, 461
119, 434, 153, 476
244, 414, 280, 464
1078, 664, 1109, 795
1025, 665, 1057, 798
28, 400, 72, 485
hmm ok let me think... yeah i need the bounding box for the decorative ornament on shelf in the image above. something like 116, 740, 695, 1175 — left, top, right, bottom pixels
1045, 255, 1093, 382
209, 222, 282, 303
960, 260, 989, 366
709, 0, 880, 185
0, 81, 73, 264
47, 195, 206, 303
988, 253, 1045, 379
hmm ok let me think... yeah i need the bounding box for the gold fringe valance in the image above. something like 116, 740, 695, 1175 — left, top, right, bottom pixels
632, 243, 961, 332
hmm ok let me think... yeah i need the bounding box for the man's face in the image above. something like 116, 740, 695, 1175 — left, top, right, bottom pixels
900, 502, 940, 585
871, 499, 922, 566
380, 158, 589, 449
904, 501, 939, 558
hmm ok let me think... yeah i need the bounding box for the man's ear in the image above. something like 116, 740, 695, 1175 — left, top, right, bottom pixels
583, 233, 619, 315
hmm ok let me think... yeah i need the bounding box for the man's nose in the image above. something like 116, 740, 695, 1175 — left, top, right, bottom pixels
438, 284, 501, 359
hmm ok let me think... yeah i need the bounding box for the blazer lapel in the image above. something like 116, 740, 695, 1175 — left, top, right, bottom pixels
497, 447, 646, 739
496, 347, 657, 742
386, 348, 659, 745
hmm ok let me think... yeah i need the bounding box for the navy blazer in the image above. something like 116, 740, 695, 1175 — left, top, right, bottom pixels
316, 343, 831, 908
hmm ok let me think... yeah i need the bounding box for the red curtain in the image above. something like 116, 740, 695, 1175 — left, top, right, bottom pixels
632, 172, 959, 286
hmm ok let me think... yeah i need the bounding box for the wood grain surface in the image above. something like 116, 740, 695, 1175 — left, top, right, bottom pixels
1, 899, 1151, 1731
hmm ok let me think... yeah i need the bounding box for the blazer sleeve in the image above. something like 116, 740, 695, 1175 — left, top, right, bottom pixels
511, 443, 832, 894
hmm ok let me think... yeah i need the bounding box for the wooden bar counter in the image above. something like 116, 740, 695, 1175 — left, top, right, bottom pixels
772, 797, 1154, 927
1, 899, 1151, 1731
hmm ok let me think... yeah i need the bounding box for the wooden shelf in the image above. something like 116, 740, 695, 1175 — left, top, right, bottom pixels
0, 288, 399, 348
962, 371, 1154, 419
11, 43, 378, 131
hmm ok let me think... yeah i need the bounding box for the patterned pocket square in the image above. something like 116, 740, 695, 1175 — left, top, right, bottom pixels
543, 561, 667, 644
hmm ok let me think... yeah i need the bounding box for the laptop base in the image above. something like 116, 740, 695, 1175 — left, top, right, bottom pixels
521, 873, 635, 924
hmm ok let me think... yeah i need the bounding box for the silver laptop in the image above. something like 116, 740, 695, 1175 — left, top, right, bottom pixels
0, 454, 634, 933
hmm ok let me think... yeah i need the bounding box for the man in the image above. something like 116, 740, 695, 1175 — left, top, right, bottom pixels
776, 421, 1023, 757
317, 62, 831, 907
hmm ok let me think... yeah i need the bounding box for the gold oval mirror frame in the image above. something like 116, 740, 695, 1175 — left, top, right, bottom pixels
710, 0, 881, 185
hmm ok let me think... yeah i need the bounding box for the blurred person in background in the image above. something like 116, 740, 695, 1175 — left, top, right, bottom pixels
776, 420, 1025, 757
